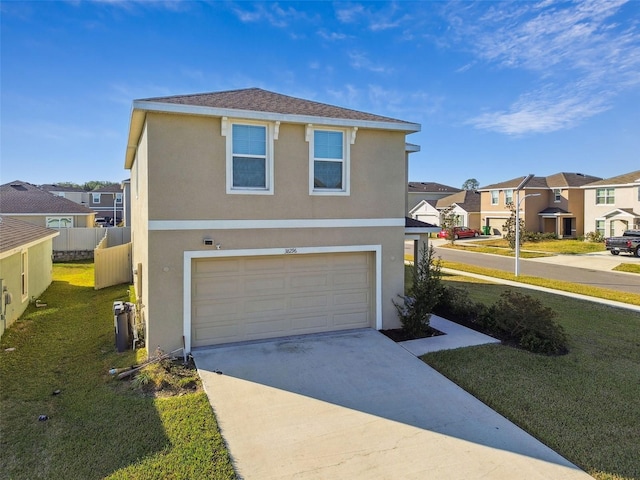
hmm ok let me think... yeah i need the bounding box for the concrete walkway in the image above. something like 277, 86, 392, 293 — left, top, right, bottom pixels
194, 329, 593, 479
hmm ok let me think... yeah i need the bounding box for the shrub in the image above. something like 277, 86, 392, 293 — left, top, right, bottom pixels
394, 243, 443, 338
585, 231, 605, 243
522, 231, 558, 242
491, 290, 568, 355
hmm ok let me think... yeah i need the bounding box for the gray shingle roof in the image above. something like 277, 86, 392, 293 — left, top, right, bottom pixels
0, 216, 59, 255
0, 181, 95, 215
480, 172, 603, 191
40, 184, 86, 193
139, 88, 410, 125
583, 170, 640, 187
436, 190, 481, 211
408, 182, 461, 193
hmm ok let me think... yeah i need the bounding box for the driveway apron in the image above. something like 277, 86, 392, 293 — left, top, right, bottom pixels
193, 329, 591, 480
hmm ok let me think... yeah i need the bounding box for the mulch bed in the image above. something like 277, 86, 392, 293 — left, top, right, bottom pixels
380, 325, 444, 342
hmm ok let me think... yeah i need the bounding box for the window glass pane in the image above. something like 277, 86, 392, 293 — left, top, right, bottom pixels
233, 125, 266, 155
314, 160, 343, 189
314, 131, 343, 159
233, 157, 266, 188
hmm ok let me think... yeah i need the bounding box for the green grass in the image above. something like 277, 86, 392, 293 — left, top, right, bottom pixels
613, 263, 640, 274
441, 260, 640, 306
440, 243, 552, 258
477, 238, 606, 254
424, 276, 640, 480
0, 262, 236, 480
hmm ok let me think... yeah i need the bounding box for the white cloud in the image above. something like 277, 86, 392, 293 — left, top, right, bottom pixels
231, 3, 315, 28
317, 30, 348, 41
446, 0, 640, 135
348, 51, 392, 73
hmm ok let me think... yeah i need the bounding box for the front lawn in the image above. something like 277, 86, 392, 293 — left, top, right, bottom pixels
476, 238, 606, 254
424, 276, 640, 480
0, 262, 236, 480
614, 263, 640, 274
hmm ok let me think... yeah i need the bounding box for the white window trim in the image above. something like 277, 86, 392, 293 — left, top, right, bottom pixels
595, 188, 615, 205
490, 190, 499, 205
223, 118, 275, 195
46, 216, 74, 228
554, 188, 562, 203
307, 125, 353, 196
92, 193, 101, 204
115, 193, 123, 204
504, 189, 513, 205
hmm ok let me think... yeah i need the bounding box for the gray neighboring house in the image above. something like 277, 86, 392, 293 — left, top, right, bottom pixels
435, 190, 482, 230
0, 181, 95, 228
0, 216, 59, 337
407, 182, 461, 213
40, 183, 91, 206
89, 184, 125, 225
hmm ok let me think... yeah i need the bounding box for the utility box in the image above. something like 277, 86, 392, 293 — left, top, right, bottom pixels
113, 301, 133, 352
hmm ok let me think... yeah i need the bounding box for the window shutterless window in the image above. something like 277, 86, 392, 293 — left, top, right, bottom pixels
595, 220, 605, 236
504, 189, 513, 204
554, 189, 561, 202
490, 190, 499, 205
226, 122, 274, 194
92, 193, 101, 204
116, 193, 123, 204
309, 128, 350, 195
21, 251, 28, 301
595, 188, 614, 205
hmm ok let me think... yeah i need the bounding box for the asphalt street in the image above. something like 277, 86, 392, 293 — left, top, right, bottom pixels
430, 244, 640, 296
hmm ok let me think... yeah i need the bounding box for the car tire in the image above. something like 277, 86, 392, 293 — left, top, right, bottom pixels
635, 247, 640, 258
611, 250, 620, 255
474, 232, 479, 237
454, 234, 459, 240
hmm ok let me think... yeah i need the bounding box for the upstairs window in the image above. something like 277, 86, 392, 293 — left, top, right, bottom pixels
554, 188, 562, 202
92, 193, 101, 204
226, 122, 273, 194
595, 188, 614, 205
115, 193, 123, 204
310, 128, 350, 195
490, 190, 499, 205
504, 189, 513, 205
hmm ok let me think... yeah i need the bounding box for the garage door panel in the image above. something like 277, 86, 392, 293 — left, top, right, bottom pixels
192, 252, 374, 347
334, 291, 369, 307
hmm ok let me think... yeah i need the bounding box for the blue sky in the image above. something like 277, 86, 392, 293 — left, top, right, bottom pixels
1, 0, 639, 190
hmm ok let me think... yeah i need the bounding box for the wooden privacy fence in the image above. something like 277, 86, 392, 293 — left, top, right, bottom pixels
94, 236, 133, 290
52, 227, 131, 251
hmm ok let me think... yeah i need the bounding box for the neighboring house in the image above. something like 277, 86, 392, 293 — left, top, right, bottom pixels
582, 170, 640, 237
40, 183, 91, 206
125, 87, 428, 354
408, 199, 440, 225
89, 184, 124, 225
0, 216, 59, 337
478, 172, 601, 237
435, 190, 481, 230
407, 181, 461, 212
0, 181, 96, 228
121, 179, 131, 227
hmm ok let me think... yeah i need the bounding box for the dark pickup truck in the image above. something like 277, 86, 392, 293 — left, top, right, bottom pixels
605, 230, 640, 257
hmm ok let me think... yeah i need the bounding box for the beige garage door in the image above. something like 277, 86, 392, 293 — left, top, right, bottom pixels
487, 218, 507, 236
191, 252, 374, 347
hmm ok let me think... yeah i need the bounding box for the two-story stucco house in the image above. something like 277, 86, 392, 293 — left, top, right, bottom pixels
478, 173, 601, 237
582, 170, 640, 237
124, 88, 427, 354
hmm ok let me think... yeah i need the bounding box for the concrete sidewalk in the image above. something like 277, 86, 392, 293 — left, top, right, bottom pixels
195, 330, 592, 479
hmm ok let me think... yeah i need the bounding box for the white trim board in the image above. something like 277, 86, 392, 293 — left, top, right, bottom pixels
151, 218, 404, 231
182, 244, 383, 353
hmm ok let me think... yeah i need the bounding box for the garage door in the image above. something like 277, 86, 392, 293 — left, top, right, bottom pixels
191, 252, 374, 347
487, 218, 507, 236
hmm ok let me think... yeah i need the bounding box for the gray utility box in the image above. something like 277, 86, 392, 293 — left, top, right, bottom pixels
113, 301, 134, 352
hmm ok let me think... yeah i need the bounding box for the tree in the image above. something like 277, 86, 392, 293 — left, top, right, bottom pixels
439, 206, 458, 244
461, 178, 479, 190
502, 202, 526, 250
393, 243, 444, 338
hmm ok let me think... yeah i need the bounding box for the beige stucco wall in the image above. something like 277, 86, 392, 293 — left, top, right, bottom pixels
130, 112, 411, 353
584, 186, 640, 235
0, 239, 54, 337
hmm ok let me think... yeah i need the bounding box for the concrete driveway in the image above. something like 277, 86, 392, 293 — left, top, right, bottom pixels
194, 329, 592, 479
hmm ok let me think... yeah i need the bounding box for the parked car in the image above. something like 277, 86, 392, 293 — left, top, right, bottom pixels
438, 226, 481, 239
605, 230, 640, 257
95, 217, 109, 227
